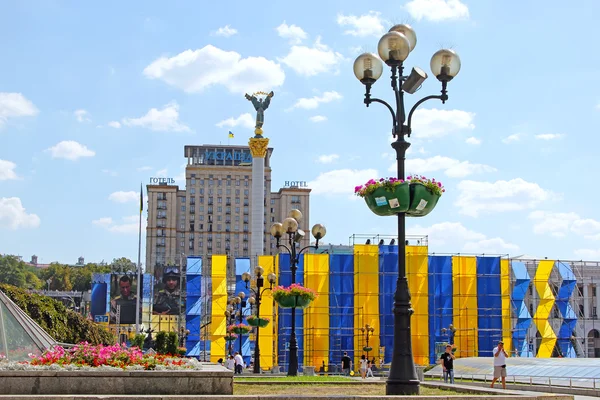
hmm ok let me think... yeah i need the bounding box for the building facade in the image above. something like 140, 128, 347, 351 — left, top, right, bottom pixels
145, 144, 311, 277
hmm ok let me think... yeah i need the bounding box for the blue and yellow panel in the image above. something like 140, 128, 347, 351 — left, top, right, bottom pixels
234, 258, 252, 364
533, 260, 557, 358
257, 255, 277, 370
277, 253, 305, 370
406, 245, 429, 366
452, 256, 478, 358
428, 256, 453, 363
329, 254, 354, 366
476, 257, 503, 356
303, 254, 329, 369
354, 245, 380, 367
379, 245, 397, 364
500, 258, 512, 353
210, 255, 227, 362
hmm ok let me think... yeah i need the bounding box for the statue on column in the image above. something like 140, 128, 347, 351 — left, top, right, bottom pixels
245, 91, 274, 137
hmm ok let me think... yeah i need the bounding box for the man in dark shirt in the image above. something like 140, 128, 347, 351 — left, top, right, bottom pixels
439, 344, 455, 384
341, 352, 352, 376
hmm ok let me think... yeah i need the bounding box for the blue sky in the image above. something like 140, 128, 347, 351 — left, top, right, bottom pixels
1, 0, 600, 265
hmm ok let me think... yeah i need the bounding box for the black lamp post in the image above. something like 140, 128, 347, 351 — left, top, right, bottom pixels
361, 324, 375, 361
229, 292, 253, 355
353, 25, 461, 395
270, 209, 327, 376
242, 267, 277, 374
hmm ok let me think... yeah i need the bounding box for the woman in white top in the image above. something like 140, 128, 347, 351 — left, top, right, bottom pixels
225, 355, 235, 370
359, 355, 368, 379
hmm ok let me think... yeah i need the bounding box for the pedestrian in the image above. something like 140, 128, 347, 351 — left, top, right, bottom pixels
359, 354, 368, 379
490, 340, 508, 389
341, 351, 352, 376
234, 352, 244, 374
439, 344, 455, 384
366, 359, 374, 378
225, 355, 235, 371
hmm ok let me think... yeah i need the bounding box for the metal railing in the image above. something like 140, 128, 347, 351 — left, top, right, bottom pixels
427, 372, 600, 390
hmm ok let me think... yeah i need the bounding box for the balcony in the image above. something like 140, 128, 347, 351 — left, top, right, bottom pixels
157, 242, 165, 247
157, 205, 167, 210
157, 215, 167, 219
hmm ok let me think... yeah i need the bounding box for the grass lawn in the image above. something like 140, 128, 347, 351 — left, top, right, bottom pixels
235, 376, 353, 383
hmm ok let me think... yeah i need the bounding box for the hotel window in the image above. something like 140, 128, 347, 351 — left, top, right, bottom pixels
189, 233, 195, 240
198, 241, 203, 248
244, 189, 249, 196
181, 197, 186, 203
181, 205, 186, 212
200, 197, 204, 204
179, 233, 185, 238
226, 189, 231, 195
271, 199, 275, 205
191, 188, 196, 195
208, 206, 213, 213
243, 216, 249, 223
190, 214, 195, 221
291, 195, 301, 204
191, 178, 196, 185
218, 206, 222, 212
236, 180, 240, 186
190, 205, 195, 213
199, 215, 204, 221
217, 224, 222, 231
180, 241, 184, 248
209, 179, 214, 186
200, 188, 204, 195
218, 180, 222, 187
270, 207, 274, 213
245, 180, 249, 187
243, 206, 249, 214
236, 198, 240, 204
208, 189, 213, 196
218, 197, 222, 203
199, 179, 204, 186
180, 223, 184, 229
217, 215, 222, 221
199, 206, 204, 213
226, 180, 231, 186
235, 207, 240, 213
218, 189, 222, 195
236, 189, 240, 195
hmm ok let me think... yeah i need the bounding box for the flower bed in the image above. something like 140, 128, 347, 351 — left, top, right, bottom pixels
227, 323, 251, 335
246, 315, 270, 328
406, 175, 444, 217
273, 284, 316, 309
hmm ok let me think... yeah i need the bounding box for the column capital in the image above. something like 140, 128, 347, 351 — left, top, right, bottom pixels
249, 137, 269, 158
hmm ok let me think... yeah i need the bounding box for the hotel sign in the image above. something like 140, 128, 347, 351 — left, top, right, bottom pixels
150, 177, 175, 184
204, 150, 253, 164
284, 181, 308, 188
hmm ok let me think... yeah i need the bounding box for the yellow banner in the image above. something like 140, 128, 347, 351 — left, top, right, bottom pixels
533, 260, 557, 358
257, 255, 277, 370
303, 253, 330, 369
501, 259, 512, 353
406, 245, 429, 365
210, 255, 227, 362
452, 256, 478, 358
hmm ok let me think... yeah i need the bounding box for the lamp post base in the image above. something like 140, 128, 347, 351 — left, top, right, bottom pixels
386, 380, 420, 395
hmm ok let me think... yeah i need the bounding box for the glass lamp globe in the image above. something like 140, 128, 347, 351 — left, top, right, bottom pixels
254, 266, 264, 277
270, 222, 284, 238
282, 217, 299, 234
267, 273, 277, 284
377, 31, 410, 64
430, 49, 461, 81
311, 224, 327, 240
288, 209, 303, 222
241, 272, 251, 282
353, 53, 383, 84
388, 24, 417, 52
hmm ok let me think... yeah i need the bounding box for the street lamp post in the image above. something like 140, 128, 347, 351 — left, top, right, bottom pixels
242, 267, 277, 374
361, 324, 375, 361
353, 25, 461, 395
224, 305, 236, 355
230, 292, 253, 355
270, 209, 327, 376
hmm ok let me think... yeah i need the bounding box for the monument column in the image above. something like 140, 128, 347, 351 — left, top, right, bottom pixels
249, 136, 269, 268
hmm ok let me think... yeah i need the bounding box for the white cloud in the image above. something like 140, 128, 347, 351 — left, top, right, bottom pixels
279, 37, 345, 77
574, 249, 600, 260
502, 133, 522, 144
156, 168, 168, 178
92, 217, 113, 227
336, 11, 386, 37
213, 25, 238, 37
0, 197, 40, 230
109, 191, 139, 203
137, 166, 153, 172
316, 154, 339, 164
0, 92, 39, 128
108, 121, 121, 129
0, 159, 18, 180
93, 215, 146, 234
45, 140, 95, 161
410, 221, 518, 254
216, 113, 255, 129
397, 155, 496, 178
405, 0, 470, 22
535, 133, 564, 140
276, 22, 308, 44
122, 102, 190, 132
456, 178, 553, 217
465, 137, 481, 145
143, 45, 285, 94
74, 109, 91, 123
290, 91, 342, 110
410, 108, 475, 139
529, 211, 600, 240
308, 168, 378, 195
309, 115, 327, 123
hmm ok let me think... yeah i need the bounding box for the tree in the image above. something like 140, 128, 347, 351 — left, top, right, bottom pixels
110, 257, 136, 274
0, 255, 28, 287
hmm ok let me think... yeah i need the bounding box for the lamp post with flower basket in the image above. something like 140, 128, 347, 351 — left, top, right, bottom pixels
352, 24, 461, 395
228, 293, 254, 355
362, 324, 375, 361
270, 208, 326, 376
242, 267, 277, 374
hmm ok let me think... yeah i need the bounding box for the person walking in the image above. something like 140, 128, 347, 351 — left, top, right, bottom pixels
225, 355, 235, 371
341, 352, 352, 376
490, 340, 508, 389
439, 344, 455, 384
359, 355, 368, 379
366, 359, 374, 378
234, 352, 244, 375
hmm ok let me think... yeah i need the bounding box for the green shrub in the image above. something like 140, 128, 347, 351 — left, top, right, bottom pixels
0, 284, 114, 345
155, 331, 167, 354
130, 333, 145, 349
166, 331, 178, 355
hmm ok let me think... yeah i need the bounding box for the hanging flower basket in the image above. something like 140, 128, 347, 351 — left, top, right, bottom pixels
406, 176, 444, 217
273, 284, 316, 309
363, 346, 373, 352
246, 315, 270, 328
224, 333, 238, 342
227, 324, 251, 335
355, 178, 409, 216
